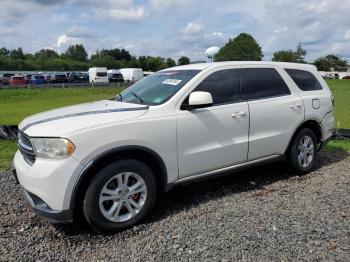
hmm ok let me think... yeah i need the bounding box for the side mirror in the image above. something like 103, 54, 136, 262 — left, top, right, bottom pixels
182, 91, 213, 110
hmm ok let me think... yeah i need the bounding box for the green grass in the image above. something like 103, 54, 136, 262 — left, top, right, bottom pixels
0, 140, 17, 170
0, 81, 349, 170
1, 139, 348, 171
0, 80, 348, 127
325, 139, 350, 152
325, 80, 350, 129
0, 87, 123, 125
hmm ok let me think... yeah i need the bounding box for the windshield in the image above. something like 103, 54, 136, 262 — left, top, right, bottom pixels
3, 74, 14, 77
114, 70, 200, 105
34, 75, 45, 79
97, 72, 107, 77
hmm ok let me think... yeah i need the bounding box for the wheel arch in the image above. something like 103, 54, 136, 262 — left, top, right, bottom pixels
285, 119, 322, 155
69, 145, 168, 215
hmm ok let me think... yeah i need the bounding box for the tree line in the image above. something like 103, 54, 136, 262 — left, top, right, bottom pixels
215, 33, 348, 71
0, 45, 191, 72
0, 33, 348, 72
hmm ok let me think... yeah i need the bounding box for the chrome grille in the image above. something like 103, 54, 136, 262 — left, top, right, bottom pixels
18, 131, 36, 165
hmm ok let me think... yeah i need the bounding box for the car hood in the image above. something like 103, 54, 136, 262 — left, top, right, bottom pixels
19, 100, 149, 137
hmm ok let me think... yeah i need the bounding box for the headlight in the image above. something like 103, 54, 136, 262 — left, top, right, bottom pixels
31, 138, 75, 159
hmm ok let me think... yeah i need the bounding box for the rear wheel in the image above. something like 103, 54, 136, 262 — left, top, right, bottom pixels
83, 159, 157, 233
289, 128, 317, 174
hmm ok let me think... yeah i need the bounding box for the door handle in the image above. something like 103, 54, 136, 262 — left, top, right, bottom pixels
231, 111, 247, 118
290, 103, 302, 109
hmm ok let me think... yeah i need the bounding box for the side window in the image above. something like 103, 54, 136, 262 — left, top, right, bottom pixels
242, 68, 290, 100
194, 69, 241, 105
285, 69, 323, 91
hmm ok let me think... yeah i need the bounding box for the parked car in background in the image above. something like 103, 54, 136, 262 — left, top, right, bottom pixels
13, 62, 334, 233
10, 76, 27, 86
342, 75, 350, 80
52, 73, 68, 83
88, 67, 109, 84
45, 74, 53, 83
69, 72, 89, 83
24, 74, 32, 84
1, 73, 15, 85
107, 70, 124, 82
30, 75, 46, 84
118, 68, 143, 82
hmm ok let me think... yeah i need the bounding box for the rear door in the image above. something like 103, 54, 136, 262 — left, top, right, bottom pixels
241, 66, 304, 160
176, 68, 249, 177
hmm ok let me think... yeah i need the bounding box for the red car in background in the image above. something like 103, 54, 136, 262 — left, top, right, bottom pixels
342, 75, 350, 80
1, 73, 14, 85
9, 76, 27, 86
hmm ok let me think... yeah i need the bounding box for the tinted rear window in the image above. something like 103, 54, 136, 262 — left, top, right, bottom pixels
97, 72, 107, 77
242, 68, 290, 100
285, 69, 323, 91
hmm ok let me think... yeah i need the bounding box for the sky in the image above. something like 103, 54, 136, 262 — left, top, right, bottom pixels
0, 0, 349, 62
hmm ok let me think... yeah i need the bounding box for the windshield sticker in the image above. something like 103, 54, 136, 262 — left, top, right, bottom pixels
162, 79, 182, 86
158, 71, 178, 76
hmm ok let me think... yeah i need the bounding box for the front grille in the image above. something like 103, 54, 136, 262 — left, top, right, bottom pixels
18, 131, 36, 165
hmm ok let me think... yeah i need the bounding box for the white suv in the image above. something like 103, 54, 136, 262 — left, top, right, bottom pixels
13, 62, 334, 232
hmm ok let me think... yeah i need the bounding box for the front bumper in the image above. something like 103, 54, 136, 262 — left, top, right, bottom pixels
13, 150, 85, 211
22, 189, 73, 224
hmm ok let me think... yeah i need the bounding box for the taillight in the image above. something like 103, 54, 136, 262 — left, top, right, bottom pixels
331, 95, 334, 107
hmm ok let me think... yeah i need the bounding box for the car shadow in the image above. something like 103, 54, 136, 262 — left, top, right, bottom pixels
56, 149, 349, 236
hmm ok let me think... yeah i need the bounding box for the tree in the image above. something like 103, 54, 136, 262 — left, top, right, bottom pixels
63, 44, 88, 61
34, 49, 59, 60
215, 33, 263, 61
9, 47, 25, 60
166, 58, 176, 67
147, 56, 166, 71
178, 56, 190, 65
313, 55, 348, 71
272, 44, 307, 63
0, 47, 10, 57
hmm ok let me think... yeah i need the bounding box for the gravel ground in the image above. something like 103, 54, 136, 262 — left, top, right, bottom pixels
0, 150, 349, 261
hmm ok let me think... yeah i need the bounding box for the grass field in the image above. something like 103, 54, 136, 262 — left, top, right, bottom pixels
325, 80, 350, 129
0, 80, 348, 127
0, 87, 123, 125
0, 80, 349, 170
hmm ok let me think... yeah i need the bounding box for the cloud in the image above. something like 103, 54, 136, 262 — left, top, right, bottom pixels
94, 6, 146, 22
0, 0, 350, 62
150, 0, 196, 10
212, 32, 223, 37
184, 22, 203, 35
66, 25, 97, 38
344, 30, 350, 40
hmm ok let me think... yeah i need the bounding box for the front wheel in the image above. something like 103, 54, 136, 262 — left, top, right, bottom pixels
83, 159, 157, 233
289, 128, 318, 174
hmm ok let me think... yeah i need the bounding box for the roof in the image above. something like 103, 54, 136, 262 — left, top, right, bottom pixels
165, 61, 316, 71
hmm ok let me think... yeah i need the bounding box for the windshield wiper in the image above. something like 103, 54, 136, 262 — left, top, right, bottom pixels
111, 93, 122, 101
131, 92, 144, 103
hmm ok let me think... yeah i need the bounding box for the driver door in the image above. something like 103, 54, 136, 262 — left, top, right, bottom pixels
176, 68, 249, 178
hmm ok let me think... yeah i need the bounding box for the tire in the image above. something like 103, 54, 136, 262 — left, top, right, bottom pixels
83, 159, 157, 233
289, 128, 318, 174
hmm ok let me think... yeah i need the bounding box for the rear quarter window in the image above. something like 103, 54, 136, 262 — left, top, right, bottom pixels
285, 69, 323, 91
242, 68, 290, 100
